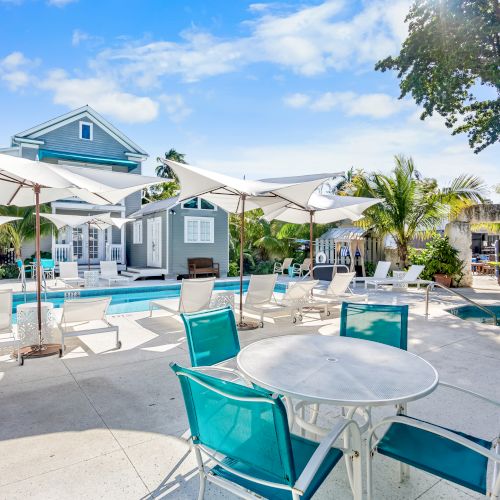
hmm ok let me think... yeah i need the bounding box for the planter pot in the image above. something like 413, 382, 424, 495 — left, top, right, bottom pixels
434, 274, 452, 287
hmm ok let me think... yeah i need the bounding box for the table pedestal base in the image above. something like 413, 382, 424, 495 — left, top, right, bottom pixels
237, 320, 260, 331
16, 343, 62, 365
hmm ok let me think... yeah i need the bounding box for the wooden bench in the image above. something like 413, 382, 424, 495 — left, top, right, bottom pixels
188, 258, 220, 278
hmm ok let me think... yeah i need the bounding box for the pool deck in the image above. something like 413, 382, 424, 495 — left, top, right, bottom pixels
0, 275, 499, 499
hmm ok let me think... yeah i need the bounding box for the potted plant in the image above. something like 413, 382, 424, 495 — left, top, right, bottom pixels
409, 235, 464, 287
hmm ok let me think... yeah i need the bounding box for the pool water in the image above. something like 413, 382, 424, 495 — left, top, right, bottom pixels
12, 281, 287, 323
447, 305, 500, 326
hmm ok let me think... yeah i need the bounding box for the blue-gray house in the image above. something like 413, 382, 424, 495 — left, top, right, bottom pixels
0, 105, 229, 278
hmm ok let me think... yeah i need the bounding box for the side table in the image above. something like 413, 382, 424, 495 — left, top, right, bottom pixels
392, 270, 408, 291
84, 270, 100, 288
210, 290, 235, 310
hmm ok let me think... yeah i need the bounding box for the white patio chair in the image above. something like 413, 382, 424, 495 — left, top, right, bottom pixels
354, 261, 391, 288
100, 261, 129, 286
0, 290, 20, 365
149, 277, 215, 317
299, 258, 312, 276
58, 297, 120, 355
57, 262, 85, 288
240, 273, 278, 327
273, 257, 298, 275
366, 264, 432, 290
245, 278, 319, 324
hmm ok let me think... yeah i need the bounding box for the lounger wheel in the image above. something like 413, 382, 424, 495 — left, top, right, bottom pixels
59, 348, 63, 357
292, 316, 297, 324
326, 310, 331, 316
18, 355, 24, 366
259, 321, 264, 328
116, 340, 122, 349
298, 314, 303, 321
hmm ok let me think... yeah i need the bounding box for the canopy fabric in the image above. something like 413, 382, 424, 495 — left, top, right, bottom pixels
164, 159, 340, 214
0, 155, 163, 206
262, 192, 381, 224
40, 212, 133, 230
0, 216, 21, 226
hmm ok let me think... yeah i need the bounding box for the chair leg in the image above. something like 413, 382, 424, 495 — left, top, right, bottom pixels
366, 443, 374, 500
194, 446, 206, 500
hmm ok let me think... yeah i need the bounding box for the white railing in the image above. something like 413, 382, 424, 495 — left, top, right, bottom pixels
106, 244, 124, 263
53, 244, 73, 264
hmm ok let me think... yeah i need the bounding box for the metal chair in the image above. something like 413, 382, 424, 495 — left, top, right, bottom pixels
171, 363, 363, 499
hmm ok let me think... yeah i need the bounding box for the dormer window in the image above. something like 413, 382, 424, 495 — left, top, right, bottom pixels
79, 121, 93, 141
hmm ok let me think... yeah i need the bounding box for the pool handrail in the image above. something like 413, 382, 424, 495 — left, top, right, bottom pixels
425, 282, 497, 325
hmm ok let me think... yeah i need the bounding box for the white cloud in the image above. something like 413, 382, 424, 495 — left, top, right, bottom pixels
0, 51, 38, 90
71, 29, 104, 47
92, 0, 411, 86
39, 69, 159, 123
284, 90, 409, 118
159, 94, 192, 123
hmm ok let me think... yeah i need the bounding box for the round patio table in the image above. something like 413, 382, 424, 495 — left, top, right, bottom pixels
237, 335, 439, 407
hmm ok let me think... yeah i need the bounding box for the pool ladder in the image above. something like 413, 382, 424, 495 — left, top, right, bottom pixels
424, 282, 497, 325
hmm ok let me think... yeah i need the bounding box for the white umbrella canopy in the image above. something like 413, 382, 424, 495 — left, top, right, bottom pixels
163, 159, 340, 326
0, 154, 165, 355
0, 216, 22, 226
40, 212, 133, 230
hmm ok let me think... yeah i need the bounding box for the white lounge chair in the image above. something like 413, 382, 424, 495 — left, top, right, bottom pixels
0, 290, 20, 364
100, 261, 129, 286
240, 274, 278, 327
58, 262, 85, 288
244, 278, 319, 324
298, 258, 312, 276
58, 297, 120, 355
366, 264, 432, 290
354, 261, 391, 288
149, 277, 215, 317
273, 258, 298, 275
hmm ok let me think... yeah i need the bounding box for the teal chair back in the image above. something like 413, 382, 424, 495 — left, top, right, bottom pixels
16, 259, 23, 269
180, 306, 240, 367
32, 258, 55, 269
340, 302, 408, 350
171, 363, 296, 485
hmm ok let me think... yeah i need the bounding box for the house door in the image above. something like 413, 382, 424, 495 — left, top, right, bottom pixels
147, 217, 162, 268
72, 225, 104, 265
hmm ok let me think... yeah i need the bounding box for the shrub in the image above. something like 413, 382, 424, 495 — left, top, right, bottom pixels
0, 264, 19, 280
409, 235, 464, 286
252, 261, 275, 275
227, 262, 239, 277
365, 261, 376, 277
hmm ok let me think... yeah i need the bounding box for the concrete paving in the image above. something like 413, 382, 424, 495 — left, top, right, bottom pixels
0, 275, 498, 499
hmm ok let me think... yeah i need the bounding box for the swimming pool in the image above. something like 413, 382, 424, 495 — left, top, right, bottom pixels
447, 305, 500, 326
12, 280, 287, 322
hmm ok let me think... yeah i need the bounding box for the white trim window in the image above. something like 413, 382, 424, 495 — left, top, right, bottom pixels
133, 220, 143, 244
181, 197, 216, 211
184, 216, 214, 243
79, 121, 93, 141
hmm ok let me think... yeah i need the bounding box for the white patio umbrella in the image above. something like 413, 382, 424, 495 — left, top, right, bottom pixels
0, 216, 22, 226
40, 212, 134, 269
262, 191, 382, 269
163, 159, 339, 326
0, 154, 164, 356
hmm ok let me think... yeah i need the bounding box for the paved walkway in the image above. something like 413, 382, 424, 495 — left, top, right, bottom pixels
0, 277, 498, 499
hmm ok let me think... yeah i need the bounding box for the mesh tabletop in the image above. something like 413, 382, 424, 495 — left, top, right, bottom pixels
237, 335, 439, 406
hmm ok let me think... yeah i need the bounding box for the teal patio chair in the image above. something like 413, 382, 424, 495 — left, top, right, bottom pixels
340, 302, 408, 350
367, 382, 500, 499
180, 306, 240, 368
171, 363, 363, 499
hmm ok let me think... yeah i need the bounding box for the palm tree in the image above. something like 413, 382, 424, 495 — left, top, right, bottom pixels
0, 205, 53, 259
155, 148, 186, 178
355, 155, 487, 266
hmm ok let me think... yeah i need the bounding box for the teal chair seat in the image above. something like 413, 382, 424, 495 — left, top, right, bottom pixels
377, 416, 492, 494
212, 434, 343, 500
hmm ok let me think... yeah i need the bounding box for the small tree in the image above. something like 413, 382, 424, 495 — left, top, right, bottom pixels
143, 148, 183, 203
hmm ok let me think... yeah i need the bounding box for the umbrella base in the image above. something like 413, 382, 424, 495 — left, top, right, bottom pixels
237, 320, 260, 331
16, 343, 62, 365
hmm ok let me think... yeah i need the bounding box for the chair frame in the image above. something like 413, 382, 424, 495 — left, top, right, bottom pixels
366, 265, 432, 290
99, 261, 129, 286
0, 289, 21, 365
57, 262, 85, 288
366, 382, 500, 499
173, 366, 363, 500
59, 297, 120, 355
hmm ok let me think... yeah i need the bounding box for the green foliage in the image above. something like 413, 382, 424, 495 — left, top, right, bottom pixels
409, 235, 464, 285
365, 261, 376, 277
143, 148, 183, 203
354, 155, 486, 266
252, 261, 275, 275
227, 261, 239, 277
376, 0, 500, 153
0, 264, 19, 280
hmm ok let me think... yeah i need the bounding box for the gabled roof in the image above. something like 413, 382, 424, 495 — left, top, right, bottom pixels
130, 196, 180, 218
13, 105, 148, 157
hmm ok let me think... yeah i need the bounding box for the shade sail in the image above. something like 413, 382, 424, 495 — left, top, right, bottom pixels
0, 216, 22, 226
40, 212, 133, 230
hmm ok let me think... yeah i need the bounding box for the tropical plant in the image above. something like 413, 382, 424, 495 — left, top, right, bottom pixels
354, 155, 487, 266
376, 0, 500, 153
0, 205, 53, 258
409, 235, 464, 286
143, 148, 184, 203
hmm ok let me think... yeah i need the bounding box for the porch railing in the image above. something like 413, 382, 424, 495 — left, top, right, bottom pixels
106, 244, 124, 264
53, 244, 73, 264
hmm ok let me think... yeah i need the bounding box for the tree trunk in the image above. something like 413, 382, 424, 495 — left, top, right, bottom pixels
397, 243, 408, 269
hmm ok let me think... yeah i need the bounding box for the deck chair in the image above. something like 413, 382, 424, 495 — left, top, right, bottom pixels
273, 257, 298, 275
246, 279, 319, 324
149, 277, 215, 317
100, 261, 129, 286
366, 264, 432, 290
240, 273, 278, 327
171, 363, 363, 500
58, 297, 120, 354
367, 382, 500, 499
0, 290, 20, 364
354, 261, 391, 288
58, 262, 85, 287
299, 258, 312, 276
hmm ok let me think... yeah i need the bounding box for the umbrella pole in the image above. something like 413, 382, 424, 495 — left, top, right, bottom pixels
309, 210, 314, 276
239, 195, 245, 325
35, 185, 42, 345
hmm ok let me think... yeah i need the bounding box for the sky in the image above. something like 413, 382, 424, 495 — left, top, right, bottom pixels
0, 0, 498, 200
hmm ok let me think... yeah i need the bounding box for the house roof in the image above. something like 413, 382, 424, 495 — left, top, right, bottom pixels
13, 105, 148, 157
130, 196, 180, 218
319, 227, 367, 240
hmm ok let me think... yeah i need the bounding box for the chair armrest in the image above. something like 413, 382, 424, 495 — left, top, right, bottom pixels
213, 262, 220, 270
188, 366, 252, 387
294, 418, 361, 495
439, 381, 500, 407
